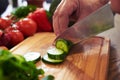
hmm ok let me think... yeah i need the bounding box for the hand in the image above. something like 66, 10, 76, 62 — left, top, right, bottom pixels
111, 0, 120, 13
53, 0, 109, 36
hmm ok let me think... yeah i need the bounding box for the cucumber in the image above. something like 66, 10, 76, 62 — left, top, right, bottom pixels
55, 39, 73, 53
23, 52, 41, 62
42, 39, 73, 64
47, 47, 66, 60
42, 54, 63, 64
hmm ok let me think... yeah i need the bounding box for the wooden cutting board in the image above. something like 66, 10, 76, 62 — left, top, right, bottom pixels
10, 32, 110, 80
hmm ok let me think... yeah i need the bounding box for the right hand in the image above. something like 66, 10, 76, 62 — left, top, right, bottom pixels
53, 0, 109, 36
111, 0, 120, 13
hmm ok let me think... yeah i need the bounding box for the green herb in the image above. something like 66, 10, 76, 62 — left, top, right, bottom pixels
11, 5, 37, 18
0, 49, 44, 80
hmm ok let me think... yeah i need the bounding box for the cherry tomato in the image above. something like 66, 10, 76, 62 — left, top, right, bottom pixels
0, 18, 12, 30
16, 18, 37, 37
0, 32, 11, 47
4, 25, 18, 33
4, 29, 24, 48
0, 29, 3, 38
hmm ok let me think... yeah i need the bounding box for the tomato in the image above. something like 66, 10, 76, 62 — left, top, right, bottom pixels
0, 25, 24, 48
16, 18, 37, 37
0, 32, 11, 47
0, 29, 3, 38
4, 25, 18, 33
0, 18, 12, 30
5, 29, 24, 48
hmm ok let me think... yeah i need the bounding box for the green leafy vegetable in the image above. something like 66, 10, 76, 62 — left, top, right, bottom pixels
11, 5, 37, 18
0, 49, 44, 80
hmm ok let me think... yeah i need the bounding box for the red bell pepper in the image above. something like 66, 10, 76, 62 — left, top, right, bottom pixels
27, 8, 53, 32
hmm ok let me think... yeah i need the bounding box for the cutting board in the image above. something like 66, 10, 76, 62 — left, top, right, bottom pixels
10, 32, 110, 80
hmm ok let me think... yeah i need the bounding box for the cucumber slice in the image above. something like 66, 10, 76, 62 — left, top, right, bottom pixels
47, 47, 66, 60
42, 54, 63, 64
55, 39, 73, 53
23, 52, 41, 62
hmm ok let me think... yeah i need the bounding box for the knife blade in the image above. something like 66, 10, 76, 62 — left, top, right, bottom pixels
54, 3, 114, 44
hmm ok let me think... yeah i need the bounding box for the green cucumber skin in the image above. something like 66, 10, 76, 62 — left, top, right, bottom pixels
42, 55, 64, 64
33, 57, 41, 63
42, 58, 63, 64
55, 39, 73, 53
47, 52, 66, 60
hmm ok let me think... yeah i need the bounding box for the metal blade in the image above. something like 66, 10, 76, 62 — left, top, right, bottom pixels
54, 3, 114, 44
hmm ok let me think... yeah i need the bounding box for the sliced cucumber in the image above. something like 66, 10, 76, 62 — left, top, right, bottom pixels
42, 39, 73, 64
55, 39, 73, 53
47, 47, 66, 60
42, 54, 64, 64
23, 52, 41, 62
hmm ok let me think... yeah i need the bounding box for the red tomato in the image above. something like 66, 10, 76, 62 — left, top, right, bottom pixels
4, 25, 18, 33
5, 29, 24, 48
0, 25, 24, 48
0, 29, 3, 38
0, 18, 12, 30
0, 32, 11, 47
16, 18, 37, 37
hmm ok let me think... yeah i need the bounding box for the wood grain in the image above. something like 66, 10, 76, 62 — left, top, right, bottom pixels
10, 32, 110, 80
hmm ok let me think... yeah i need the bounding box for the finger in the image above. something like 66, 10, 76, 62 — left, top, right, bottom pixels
53, 0, 65, 35
53, 0, 78, 35
111, 0, 120, 13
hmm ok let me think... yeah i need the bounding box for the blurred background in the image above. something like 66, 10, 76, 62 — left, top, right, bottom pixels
0, 0, 52, 18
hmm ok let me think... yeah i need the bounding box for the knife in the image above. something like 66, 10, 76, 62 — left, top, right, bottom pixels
54, 3, 114, 44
